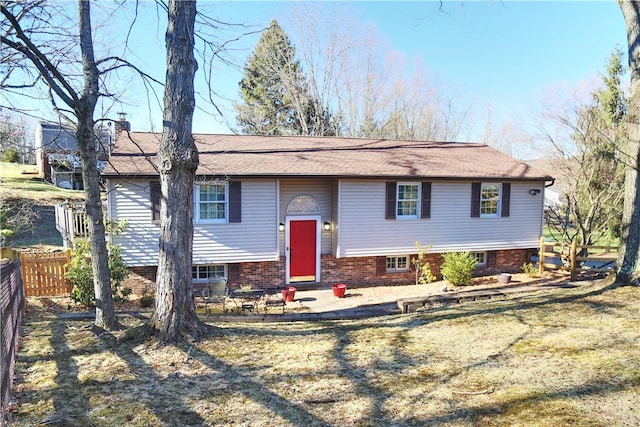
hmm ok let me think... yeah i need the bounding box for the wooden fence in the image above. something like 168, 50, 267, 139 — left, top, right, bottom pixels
1, 258, 25, 426
539, 237, 618, 280
19, 250, 72, 297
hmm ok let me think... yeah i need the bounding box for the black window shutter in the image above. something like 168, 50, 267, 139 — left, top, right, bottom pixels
385, 182, 397, 219
150, 181, 161, 221
487, 251, 497, 267
376, 256, 387, 276
471, 182, 481, 217
501, 183, 511, 217
421, 182, 431, 219
228, 264, 240, 283
228, 181, 241, 223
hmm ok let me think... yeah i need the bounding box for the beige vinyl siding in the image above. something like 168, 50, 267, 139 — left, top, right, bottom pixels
331, 179, 339, 255
337, 180, 545, 258
108, 179, 160, 266
279, 178, 332, 256
193, 179, 278, 264
108, 178, 278, 266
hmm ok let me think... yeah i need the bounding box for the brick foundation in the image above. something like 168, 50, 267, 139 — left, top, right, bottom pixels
237, 259, 286, 289
122, 249, 531, 295
124, 266, 156, 295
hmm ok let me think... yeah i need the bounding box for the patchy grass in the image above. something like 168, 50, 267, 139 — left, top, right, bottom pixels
1, 161, 84, 248
11, 281, 640, 426
0, 162, 83, 202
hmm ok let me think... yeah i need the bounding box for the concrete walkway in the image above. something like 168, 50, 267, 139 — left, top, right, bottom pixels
218, 278, 583, 322
52, 278, 583, 323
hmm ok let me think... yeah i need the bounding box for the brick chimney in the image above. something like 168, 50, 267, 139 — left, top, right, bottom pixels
113, 112, 131, 141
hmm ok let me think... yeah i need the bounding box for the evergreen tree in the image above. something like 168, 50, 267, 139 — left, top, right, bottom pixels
236, 20, 301, 135
545, 49, 627, 247
236, 20, 335, 136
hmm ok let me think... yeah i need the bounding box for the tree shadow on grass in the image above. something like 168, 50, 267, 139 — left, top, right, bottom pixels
93, 330, 331, 426
95, 330, 209, 426
417, 375, 640, 425
324, 284, 638, 424
211, 280, 637, 425
398, 280, 624, 330
186, 345, 333, 426
19, 280, 634, 426
46, 322, 92, 426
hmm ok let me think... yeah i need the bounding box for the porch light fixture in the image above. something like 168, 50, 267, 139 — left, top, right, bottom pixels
279, 222, 285, 232
529, 189, 541, 196
323, 221, 331, 231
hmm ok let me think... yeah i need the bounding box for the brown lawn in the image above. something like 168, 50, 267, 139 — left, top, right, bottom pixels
10, 279, 640, 426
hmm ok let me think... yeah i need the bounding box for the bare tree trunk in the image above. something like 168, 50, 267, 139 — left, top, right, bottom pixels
617, 1, 640, 284
147, 0, 216, 342
77, 0, 117, 329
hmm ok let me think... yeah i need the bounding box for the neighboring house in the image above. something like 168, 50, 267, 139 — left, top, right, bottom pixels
34, 120, 123, 188
35, 122, 79, 187
102, 133, 553, 292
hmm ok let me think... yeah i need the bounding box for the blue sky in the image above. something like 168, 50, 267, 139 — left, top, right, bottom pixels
138, 1, 624, 144
26, 1, 628, 155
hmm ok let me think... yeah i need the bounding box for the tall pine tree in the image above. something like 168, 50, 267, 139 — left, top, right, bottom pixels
544, 49, 627, 247
236, 20, 335, 136
236, 20, 302, 135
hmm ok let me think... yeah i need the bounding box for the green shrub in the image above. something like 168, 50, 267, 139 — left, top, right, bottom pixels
67, 243, 94, 305
413, 241, 437, 285
522, 262, 539, 278
1, 148, 19, 163
441, 251, 476, 286
139, 284, 155, 308
66, 241, 131, 306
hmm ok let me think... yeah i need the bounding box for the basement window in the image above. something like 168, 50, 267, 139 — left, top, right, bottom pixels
386, 256, 409, 273
192, 264, 226, 283
471, 252, 487, 267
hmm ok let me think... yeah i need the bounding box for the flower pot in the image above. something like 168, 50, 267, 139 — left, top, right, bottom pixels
332, 283, 347, 298
497, 273, 512, 284
281, 286, 296, 302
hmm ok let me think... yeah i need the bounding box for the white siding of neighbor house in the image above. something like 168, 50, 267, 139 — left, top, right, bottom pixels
278, 178, 333, 256
107, 178, 279, 266
337, 179, 545, 258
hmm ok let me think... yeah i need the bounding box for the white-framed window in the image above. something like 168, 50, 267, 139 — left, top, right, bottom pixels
471, 252, 487, 267
397, 182, 420, 219
480, 183, 501, 217
386, 255, 409, 272
192, 264, 226, 283
195, 182, 227, 223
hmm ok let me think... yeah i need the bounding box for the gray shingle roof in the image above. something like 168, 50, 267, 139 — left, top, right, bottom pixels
38, 122, 78, 152
103, 132, 552, 181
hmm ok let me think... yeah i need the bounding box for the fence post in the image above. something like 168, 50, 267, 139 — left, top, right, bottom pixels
539, 236, 546, 276
570, 239, 578, 281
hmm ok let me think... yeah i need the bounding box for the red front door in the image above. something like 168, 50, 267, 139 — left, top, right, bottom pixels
289, 220, 316, 281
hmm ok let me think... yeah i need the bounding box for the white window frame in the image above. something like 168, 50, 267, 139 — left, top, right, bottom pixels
471, 252, 487, 267
194, 182, 228, 223
386, 255, 409, 272
396, 182, 420, 219
192, 264, 227, 283
480, 183, 501, 218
